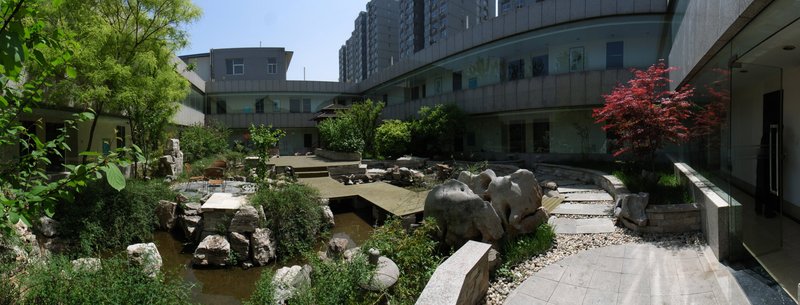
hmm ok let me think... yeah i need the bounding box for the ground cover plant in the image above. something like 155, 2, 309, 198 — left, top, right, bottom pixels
496, 223, 555, 279
250, 183, 325, 260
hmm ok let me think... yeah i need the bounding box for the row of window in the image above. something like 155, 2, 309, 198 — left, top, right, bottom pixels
213, 99, 313, 114
506, 41, 623, 81
225, 57, 278, 75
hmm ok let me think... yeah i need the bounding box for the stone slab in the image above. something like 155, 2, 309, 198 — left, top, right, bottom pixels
557, 184, 604, 193
551, 203, 614, 216
549, 217, 616, 234
563, 192, 613, 202
201, 193, 245, 211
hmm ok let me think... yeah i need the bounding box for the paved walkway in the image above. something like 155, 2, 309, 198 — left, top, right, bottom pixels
267, 155, 360, 168
504, 243, 750, 305
299, 177, 428, 216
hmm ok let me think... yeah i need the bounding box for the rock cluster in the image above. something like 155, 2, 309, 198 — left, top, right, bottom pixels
157, 138, 184, 177
126, 243, 162, 277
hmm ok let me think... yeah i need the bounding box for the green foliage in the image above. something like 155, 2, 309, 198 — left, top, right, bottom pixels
16, 255, 191, 305
250, 183, 324, 260
410, 104, 466, 156
244, 269, 276, 305
375, 120, 411, 159
248, 124, 286, 178
289, 254, 376, 305
57, 179, 175, 255
180, 122, 230, 162
362, 217, 443, 304
343, 100, 385, 155
613, 170, 690, 205
497, 224, 555, 279
318, 114, 365, 153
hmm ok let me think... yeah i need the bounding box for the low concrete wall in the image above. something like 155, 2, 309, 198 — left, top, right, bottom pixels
315, 148, 361, 161
328, 164, 366, 177
673, 162, 742, 261
416, 241, 491, 305
621, 203, 701, 233
534, 163, 630, 200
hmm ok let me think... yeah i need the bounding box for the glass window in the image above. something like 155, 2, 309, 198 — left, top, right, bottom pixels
606, 41, 624, 69
302, 98, 311, 113
226, 58, 244, 75
216, 100, 227, 114
468, 77, 478, 89
267, 57, 277, 74
533, 121, 550, 153
508, 59, 525, 81
290, 99, 301, 113
531, 55, 549, 77
273, 100, 280, 112
255, 99, 264, 114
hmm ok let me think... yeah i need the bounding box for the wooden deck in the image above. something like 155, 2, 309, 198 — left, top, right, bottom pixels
300, 177, 428, 216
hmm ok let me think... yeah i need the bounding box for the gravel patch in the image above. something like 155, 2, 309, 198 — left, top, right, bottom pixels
484, 228, 706, 305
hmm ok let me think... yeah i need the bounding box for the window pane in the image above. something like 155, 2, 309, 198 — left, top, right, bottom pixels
290, 99, 300, 113
302, 99, 311, 113
531, 55, 548, 77
606, 41, 624, 69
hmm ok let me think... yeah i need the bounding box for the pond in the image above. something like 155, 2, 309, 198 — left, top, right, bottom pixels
154, 208, 374, 305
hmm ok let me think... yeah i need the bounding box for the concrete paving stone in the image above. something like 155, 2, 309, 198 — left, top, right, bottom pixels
504, 290, 550, 305
621, 257, 649, 274
557, 185, 604, 193
517, 275, 560, 301
595, 256, 624, 273
595, 244, 626, 258
537, 263, 567, 282
678, 271, 715, 294
667, 247, 703, 258
650, 273, 684, 296
624, 244, 663, 259
563, 192, 614, 202
557, 252, 599, 268
561, 265, 594, 287
650, 294, 685, 305
588, 270, 621, 291
682, 292, 720, 305
674, 257, 707, 274
581, 288, 617, 305
549, 283, 588, 305
550, 218, 616, 234
551, 203, 614, 216
619, 273, 651, 294
618, 292, 651, 305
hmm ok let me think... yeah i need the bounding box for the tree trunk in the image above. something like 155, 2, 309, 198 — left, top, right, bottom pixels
82, 102, 104, 163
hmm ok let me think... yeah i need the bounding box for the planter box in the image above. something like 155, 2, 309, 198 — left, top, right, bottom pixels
620, 203, 701, 233
315, 148, 361, 161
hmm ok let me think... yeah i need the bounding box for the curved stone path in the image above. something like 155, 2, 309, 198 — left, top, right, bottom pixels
504, 243, 749, 305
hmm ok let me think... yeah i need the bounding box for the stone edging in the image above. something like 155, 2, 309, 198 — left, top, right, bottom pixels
315, 148, 361, 161
533, 163, 630, 200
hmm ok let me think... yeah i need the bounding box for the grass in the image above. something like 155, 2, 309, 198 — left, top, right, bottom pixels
496, 223, 556, 279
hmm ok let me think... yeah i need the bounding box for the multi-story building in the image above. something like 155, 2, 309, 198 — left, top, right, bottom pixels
399, 0, 425, 59
425, 0, 494, 46
366, 0, 400, 77
344, 12, 368, 83
498, 0, 534, 15
338, 45, 347, 82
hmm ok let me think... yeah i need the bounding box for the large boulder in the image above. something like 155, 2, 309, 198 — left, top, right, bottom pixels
615, 192, 650, 226
362, 256, 400, 291
180, 215, 202, 241
181, 202, 202, 216
155, 200, 178, 230
273, 265, 312, 304
424, 179, 505, 247
250, 228, 277, 266
193, 235, 230, 267
229, 205, 259, 233
320, 205, 335, 227
485, 169, 549, 237
126, 243, 162, 277
228, 232, 250, 263
326, 232, 356, 258
36, 216, 59, 238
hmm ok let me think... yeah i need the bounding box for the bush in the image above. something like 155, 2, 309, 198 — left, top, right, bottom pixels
375, 120, 411, 159
250, 183, 324, 260
57, 180, 176, 256
244, 269, 276, 305
18, 255, 191, 305
318, 115, 364, 153
289, 254, 376, 305
410, 104, 466, 156
361, 217, 442, 304
497, 224, 555, 278
179, 121, 230, 162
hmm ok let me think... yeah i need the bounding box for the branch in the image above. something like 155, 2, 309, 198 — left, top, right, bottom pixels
0, 0, 25, 35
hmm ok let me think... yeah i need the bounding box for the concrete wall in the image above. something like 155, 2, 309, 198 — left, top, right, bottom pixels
173, 104, 205, 126
416, 240, 492, 305
210, 48, 290, 81
206, 113, 317, 129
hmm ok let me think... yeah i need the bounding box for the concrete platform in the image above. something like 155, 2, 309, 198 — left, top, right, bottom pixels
552, 203, 614, 216
201, 193, 246, 211
558, 185, 605, 193
549, 217, 616, 234
563, 192, 614, 202
299, 177, 428, 216
266, 155, 360, 169
504, 243, 751, 305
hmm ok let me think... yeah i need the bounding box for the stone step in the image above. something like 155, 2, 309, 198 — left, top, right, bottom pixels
557, 184, 604, 193
551, 203, 614, 216
563, 192, 614, 202
293, 166, 328, 172
296, 171, 329, 178
548, 217, 616, 234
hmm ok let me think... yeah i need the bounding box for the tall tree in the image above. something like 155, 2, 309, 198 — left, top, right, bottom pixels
42, 0, 201, 166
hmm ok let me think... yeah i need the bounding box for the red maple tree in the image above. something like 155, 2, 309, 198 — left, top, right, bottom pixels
593, 60, 695, 166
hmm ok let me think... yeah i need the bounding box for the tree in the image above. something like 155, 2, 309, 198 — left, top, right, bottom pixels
339, 99, 384, 156
375, 120, 411, 159
592, 60, 695, 168
318, 115, 364, 153
0, 0, 136, 233
41, 0, 201, 167
248, 124, 285, 179
410, 103, 466, 156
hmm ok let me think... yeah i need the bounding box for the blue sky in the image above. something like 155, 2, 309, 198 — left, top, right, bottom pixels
179, 1, 370, 82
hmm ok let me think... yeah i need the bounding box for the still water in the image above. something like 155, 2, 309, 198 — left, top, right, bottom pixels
153, 211, 374, 305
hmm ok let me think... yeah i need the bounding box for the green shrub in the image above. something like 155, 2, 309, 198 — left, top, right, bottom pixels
361, 217, 442, 304
179, 121, 230, 162
318, 115, 365, 153
497, 224, 555, 278
250, 183, 324, 260
244, 269, 276, 305
57, 180, 176, 256
375, 120, 411, 159
289, 254, 376, 305
19, 255, 191, 305
410, 104, 466, 156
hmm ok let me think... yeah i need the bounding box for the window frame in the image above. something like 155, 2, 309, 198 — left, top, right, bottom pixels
267, 57, 278, 74
226, 58, 244, 75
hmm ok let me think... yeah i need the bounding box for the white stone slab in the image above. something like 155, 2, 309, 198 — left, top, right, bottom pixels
563, 192, 613, 202
202, 193, 245, 211
549, 217, 616, 234
557, 185, 604, 193
551, 204, 614, 216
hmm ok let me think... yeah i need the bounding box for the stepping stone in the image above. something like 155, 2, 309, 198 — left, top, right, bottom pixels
541, 196, 565, 212
563, 192, 613, 202
549, 217, 616, 234
551, 203, 614, 216
557, 184, 604, 193
554, 179, 582, 186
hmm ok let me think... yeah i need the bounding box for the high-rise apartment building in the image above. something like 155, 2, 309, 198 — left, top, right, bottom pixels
338, 45, 347, 82
345, 12, 368, 83
366, 0, 400, 77
399, 0, 425, 60
498, 0, 535, 15
425, 0, 494, 45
